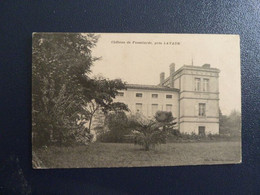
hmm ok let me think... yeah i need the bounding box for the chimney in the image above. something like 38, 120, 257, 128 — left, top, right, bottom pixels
169, 63, 175, 88
160, 72, 165, 86
169, 63, 175, 75
202, 64, 211, 68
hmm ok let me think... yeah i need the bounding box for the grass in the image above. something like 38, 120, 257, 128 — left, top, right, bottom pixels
34, 141, 241, 168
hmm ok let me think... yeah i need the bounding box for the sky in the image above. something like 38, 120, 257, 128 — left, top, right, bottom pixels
89, 33, 241, 115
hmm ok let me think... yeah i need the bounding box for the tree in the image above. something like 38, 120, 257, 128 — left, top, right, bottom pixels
219, 108, 229, 135
227, 110, 241, 137
32, 33, 99, 146
155, 111, 177, 128
155, 111, 178, 137
129, 111, 177, 151
102, 111, 130, 142
32, 33, 130, 146
80, 76, 129, 133
219, 108, 241, 137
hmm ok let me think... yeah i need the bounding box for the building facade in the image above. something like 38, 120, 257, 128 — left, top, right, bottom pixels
114, 63, 220, 135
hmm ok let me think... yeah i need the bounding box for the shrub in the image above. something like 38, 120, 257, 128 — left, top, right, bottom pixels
128, 111, 177, 151
100, 111, 131, 143
130, 120, 166, 150
73, 127, 94, 145
166, 132, 240, 143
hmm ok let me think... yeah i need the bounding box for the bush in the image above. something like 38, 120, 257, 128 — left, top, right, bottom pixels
128, 112, 178, 151
97, 130, 132, 143
73, 127, 94, 145
166, 131, 241, 143
98, 111, 131, 143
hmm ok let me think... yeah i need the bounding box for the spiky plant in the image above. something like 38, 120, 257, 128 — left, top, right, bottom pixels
129, 111, 177, 151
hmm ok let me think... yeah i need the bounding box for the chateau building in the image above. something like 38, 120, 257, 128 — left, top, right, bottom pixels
114, 63, 220, 135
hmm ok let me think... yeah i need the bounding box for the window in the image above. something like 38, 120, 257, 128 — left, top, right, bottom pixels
195, 78, 201, 91
198, 126, 206, 136
151, 104, 158, 116
136, 103, 142, 113
152, 94, 158, 98
166, 104, 172, 112
117, 92, 124, 97
198, 103, 206, 116
203, 79, 209, 92
136, 93, 142, 98
166, 95, 172, 99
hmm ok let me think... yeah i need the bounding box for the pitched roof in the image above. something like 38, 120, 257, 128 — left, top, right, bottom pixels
126, 84, 179, 92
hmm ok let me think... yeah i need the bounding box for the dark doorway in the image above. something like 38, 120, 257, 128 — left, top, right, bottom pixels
198, 126, 206, 136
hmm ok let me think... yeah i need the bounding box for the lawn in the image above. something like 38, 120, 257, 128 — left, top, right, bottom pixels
34, 141, 241, 168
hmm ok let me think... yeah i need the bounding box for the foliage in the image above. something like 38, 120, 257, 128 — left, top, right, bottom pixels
154, 111, 177, 133
99, 111, 130, 143
32, 151, 45, 169
170, 132, 212, 142
83, 76, 128, 112
167, 132, 241, 143
32, 33, 129, 147
80, 76, 129, 133
32, 33, 98, 146
219, 109, 241, 137
155, 111, 175, 123
129, 111, 177, 151
32, 33, 130, 147
32, 33, 100, 146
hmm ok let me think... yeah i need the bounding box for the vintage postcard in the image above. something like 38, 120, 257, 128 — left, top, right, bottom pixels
32, 33, 241, 168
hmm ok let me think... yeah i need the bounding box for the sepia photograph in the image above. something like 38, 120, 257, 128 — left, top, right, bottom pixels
32, 33, 241, 168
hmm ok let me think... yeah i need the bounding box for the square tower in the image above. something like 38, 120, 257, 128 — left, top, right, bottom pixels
162, 63, 220, 135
